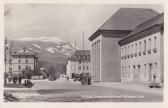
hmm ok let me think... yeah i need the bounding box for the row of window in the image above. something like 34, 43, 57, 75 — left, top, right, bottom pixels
121, 37, 157, 60
79, 61, 90, 64
76, 55, 90, 58
17, 59, 29, 63
91, 39, 100, 46
79, 66, 90, 71
18, 65, 31, 70
121, 63, 157, 79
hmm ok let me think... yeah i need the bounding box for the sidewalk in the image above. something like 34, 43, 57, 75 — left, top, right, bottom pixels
93, 82, 163, 95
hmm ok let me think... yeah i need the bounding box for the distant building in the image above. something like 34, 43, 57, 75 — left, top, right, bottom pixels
88, 8, 160, 82
119, 13, 164, 83
11, 47, 38, 75
66, 50, 91, 78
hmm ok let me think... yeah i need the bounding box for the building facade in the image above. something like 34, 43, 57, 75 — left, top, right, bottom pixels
119, 13, 164, 83
89, 8, 159, 82
66, 50, 91, 78
11, 48, 38, 75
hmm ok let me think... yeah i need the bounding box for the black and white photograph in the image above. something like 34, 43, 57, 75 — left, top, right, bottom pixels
3, 3, 164, 102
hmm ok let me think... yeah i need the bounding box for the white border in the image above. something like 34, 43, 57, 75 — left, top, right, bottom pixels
0, 0, 167, 108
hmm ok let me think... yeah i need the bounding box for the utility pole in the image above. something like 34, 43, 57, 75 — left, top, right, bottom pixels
83, 31, 85, 74
4, 36, 7, 73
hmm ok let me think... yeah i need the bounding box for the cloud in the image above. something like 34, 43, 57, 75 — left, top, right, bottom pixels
28, 25, 50, 31
5, 4, 163, 49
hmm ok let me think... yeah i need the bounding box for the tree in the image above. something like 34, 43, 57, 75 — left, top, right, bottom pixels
22, 68, 33, 79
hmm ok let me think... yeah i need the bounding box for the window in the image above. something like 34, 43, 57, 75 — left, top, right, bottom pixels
131, 45, 134, 58
18, 65, 21, 70
139, 42, 141, 52
139, 42, 141, 56
86, 66, 89, 70
135, 43, 137, 57
26, 59, 28, 63
149, 39, 151, 49
143, 40, 146, 55
128, 46, 130, 58
83, 66, 85, 70
18, 59, 21, 63
144, 64, 146, 78
154, 63, 157, 75
79, 66, 81, 70
125, 47, 126, 59
148, 39, 151, 54
153, 37, 157, 53
26, 65, 28, 70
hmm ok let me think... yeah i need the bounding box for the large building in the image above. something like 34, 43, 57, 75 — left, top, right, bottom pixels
119, 13, 164, 83
11, 47, 38, 75
88, 8, 160, 82
66, 50, 91, 78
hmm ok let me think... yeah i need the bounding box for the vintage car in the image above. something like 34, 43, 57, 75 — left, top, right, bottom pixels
149, 82, 163, 88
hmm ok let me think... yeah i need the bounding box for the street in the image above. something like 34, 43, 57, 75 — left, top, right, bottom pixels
4, 79, 163, 102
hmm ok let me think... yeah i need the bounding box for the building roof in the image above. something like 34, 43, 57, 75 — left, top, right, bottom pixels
119, 13, 164, 45
68, 50, 90, 62
89, 8, 159, 41
11, 47, 37, 57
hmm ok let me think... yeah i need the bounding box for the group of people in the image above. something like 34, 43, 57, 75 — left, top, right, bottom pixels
80, 73, 91, 85
71, 73, 91, 85
5, 74, 22, 84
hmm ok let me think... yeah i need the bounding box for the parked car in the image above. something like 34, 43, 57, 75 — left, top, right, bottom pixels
149, 82, 163, 88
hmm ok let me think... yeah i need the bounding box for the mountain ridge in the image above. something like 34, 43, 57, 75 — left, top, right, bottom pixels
8, 37, 76, 65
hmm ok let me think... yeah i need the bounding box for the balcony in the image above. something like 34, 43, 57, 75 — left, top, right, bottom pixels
147, 49, 151, 54
152, 48, 157, 53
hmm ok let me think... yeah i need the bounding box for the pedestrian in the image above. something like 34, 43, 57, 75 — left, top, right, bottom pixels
19, 76, 22, 84
24, 79, 27, 85
13, 77, 16, 84
153, 74, 156, 82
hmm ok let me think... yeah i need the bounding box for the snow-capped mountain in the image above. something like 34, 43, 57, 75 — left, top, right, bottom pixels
18, 37, 65, 44
10, 37, 76, 64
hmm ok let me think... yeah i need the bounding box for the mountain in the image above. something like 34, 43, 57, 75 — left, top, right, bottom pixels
9, 37, 76, 65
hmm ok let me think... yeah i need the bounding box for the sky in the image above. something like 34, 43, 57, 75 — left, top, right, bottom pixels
4, 4, 163, 49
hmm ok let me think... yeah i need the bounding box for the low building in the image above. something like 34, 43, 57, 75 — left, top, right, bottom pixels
66, 50, 91, 78
119, 13, 164, 83
88, 8, 159, 82
11, 47, 38, 75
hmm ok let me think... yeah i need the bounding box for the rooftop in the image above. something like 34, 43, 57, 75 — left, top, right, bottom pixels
119, 13, 164, 45
11, 47, 37, 57
68, 50, 90, 62
89, 8, 159, 41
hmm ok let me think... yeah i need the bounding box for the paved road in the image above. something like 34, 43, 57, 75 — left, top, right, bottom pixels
5, 80, 163, 102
